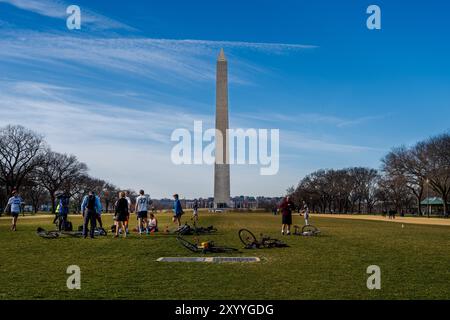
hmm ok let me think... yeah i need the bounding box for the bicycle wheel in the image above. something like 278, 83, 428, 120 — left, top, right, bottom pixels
302, 225, 319, 234
176, 236, 199, 253
238, 229, 257, 246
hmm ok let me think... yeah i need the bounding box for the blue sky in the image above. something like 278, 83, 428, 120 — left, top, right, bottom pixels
0, 0, 449, 198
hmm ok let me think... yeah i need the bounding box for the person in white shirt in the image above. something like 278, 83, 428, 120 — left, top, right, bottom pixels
148, 213, 158, 233
5, 190, 23, 231
302, 201, 310, 226
135, 190, 150, 234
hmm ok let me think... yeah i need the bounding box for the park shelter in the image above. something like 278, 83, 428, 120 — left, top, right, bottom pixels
421, 197, 448, 215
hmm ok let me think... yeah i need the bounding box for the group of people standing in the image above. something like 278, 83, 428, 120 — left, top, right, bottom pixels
4, 189, 309, 238
110, 189, 158, 238
83, 190, 183, 239
80, 189, 157, 239
2, 189, 161, 238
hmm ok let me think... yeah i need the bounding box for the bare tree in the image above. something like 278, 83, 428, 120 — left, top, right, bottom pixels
348, 167, 379, 213
21, 177, 49, 214
69, 175, 106, 213
102, 182, 120, 213
0, 125, 44, 201
382, 147, 425, 215
415, 134, 450, 217
37, 150, 88, 214
378, 175, 413, 213
292, 167, 380, 214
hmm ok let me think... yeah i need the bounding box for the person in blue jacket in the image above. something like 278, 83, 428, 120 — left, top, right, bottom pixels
57, 192, 70, 231
172, 194, 183, 228
81, 191, 102, 238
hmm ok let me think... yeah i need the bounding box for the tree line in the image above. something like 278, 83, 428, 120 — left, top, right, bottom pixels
0, 125, 122, 215
1, 125, 449, 216
288, 132, 450, 216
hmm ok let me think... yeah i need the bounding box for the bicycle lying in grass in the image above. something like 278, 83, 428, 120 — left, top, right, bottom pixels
293, 225, 321, 236
36, 227, 107, 239
176, 236, 239, 254
238, 229, 289, 249
176, 223, 218, 236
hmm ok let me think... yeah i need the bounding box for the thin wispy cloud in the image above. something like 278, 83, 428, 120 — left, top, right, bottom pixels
0, 80, 382, 155
283, 133, 385, 153
0, 80, 212, 144
335, 114, 391, 128
0, 0, 134, 30
237, 112, 389, 128
0, 29, 316, 87
148, 38, 317, 52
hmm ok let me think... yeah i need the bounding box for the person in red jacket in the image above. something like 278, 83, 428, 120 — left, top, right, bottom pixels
279, 196, 294, 235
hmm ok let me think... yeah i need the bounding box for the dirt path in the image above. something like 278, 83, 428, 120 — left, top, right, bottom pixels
314, 213, 450, 227
2, 212, 449, 227
0, 213, 115, 220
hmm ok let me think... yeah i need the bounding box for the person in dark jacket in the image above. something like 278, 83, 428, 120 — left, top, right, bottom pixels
279, 196, 294, 235
192, 199, 199, 223
57, 192, 70, 231
114, 192, 129, 238
81, 191, 102, 238
272, 206, 278, 215
172, 194, 183, 228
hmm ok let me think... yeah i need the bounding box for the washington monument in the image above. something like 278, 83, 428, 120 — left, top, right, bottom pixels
214, 48, 231, 208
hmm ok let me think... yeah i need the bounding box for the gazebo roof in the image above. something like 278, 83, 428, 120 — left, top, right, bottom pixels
421, 197, 445, 205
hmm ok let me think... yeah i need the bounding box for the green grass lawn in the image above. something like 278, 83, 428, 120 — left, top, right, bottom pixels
0, 212, 449, 300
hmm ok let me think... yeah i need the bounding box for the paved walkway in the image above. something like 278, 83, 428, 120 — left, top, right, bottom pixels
314, 213, 450, 227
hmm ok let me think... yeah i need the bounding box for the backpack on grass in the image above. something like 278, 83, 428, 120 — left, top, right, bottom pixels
63, 220, 73, 231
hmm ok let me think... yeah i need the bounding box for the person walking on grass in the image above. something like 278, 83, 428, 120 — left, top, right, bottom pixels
5, 190, 23, 231
81, 191, 102, 239
173, 194, 183, 228
279, 196, 294, 235
114, 192, 129, 238
192, 199, 199, 223
272, 206, 278, 215
302, 200, 310, 226
135, 190, 150, 234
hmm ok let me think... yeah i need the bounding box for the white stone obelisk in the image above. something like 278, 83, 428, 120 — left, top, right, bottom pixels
214, 49, 231, 208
